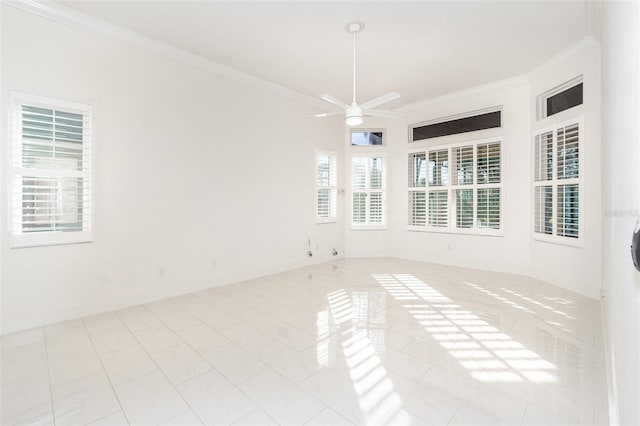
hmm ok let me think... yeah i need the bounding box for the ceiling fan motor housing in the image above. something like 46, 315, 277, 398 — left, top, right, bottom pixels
346, 105, 363, 126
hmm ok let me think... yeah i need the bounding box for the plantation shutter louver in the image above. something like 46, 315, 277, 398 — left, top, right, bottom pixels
408, 152, 427, 227
409, 191, 426, 226
452, 146, 474, 185
10, 94, 92, 247
408, 140, 501, 234
351, 156, 385, 227
533, 119, 581, 241
455, 189, 474, 228
428, 191, 448, 227
352, 157, 367, 224
534, 186, 553, 234
316, 151, 337, 222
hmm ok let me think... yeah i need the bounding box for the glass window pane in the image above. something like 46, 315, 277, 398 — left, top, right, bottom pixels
317, 155, 330, 187
409, 191, 426, 226
546, 83, 583, 117
428, 150, 448, 186
370, 157, 383, 190
412, 111, 501, 141
477, 143, 500, 184
534, 186, 553, 235
557, 184, 579, 238
452, 146, 473, 185
21, 176, 83, 233
352, 157, 367, 190
557, 123, 579, 180
455, 189, 473, 228
352, 131, 384, 146
535, 132, 553, 181
477, 188, 500, 229
428, 190, 448, 227
353, 192, 367, 224
369, 192, 383, 224
408, 153, 426, 188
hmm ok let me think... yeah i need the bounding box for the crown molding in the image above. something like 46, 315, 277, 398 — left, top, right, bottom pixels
527, 36, 599, 80
397, 75, 528, 113
4, 0, 333, 111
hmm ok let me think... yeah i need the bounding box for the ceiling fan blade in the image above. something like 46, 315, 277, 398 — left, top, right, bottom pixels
318, 94, 350, 110
360, 92, 401, 110
364, 109, 402, 118
313, 111, 345, 118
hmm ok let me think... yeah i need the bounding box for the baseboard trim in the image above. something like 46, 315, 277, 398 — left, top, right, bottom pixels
601, 296, 620, 425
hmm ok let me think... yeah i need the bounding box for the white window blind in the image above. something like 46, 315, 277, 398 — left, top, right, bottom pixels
428, 191, 448, 227
316, 150, 337, 223
9, 93, 93, 247
351, 155, 386, 227
533, 119, 581, 242
408, 152, 426, 226
408, 139, 502, 234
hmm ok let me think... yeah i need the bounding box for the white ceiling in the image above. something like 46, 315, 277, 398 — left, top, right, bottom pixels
58, 1, 588, 108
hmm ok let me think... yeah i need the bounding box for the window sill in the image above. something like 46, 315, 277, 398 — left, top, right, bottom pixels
315, 218, 337, 225
10, 231, 93, 248
533, 234, 583, 248
350, 226, 387, 231
407, 226, 503, 237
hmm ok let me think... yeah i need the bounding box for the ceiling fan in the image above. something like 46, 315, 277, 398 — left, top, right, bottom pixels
314, 21, 401, 127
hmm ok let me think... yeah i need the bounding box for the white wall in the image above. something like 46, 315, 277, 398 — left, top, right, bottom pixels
0, 6, 345, 334
527, 39, 602, 299
346, 40, 602, 300
379, 81, 532, 275
601, 1, 640, 424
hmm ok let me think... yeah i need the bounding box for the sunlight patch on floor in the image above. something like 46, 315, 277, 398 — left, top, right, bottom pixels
374, 274, 559, 384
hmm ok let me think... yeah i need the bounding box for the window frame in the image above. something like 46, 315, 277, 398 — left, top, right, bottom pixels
536, 75, 583, 120
315, 149, 338, 224
8, 91, 94, 248
350, 128, 386, 147
408, 106, 502, 144
350, 153, 387, 230
407, 137, 504, 236
532, 116, 584, 247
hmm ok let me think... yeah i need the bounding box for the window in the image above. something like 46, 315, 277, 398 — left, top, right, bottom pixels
533, 118, 582, 243
410, 108, 501, 142
351, 130, 384, 146
316, 150, 337, 223
351, 155, 386, 227
537, 76, 583, 120
408, 139, 502, 234
9, 92, 93, 247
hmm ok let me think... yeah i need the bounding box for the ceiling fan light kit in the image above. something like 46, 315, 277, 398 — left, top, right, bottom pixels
315, 21, 401, 127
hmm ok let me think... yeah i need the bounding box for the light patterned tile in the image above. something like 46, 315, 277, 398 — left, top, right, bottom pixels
99, 344, 158, 385
240, 370, 324, 425
200, 344, 268, 385
151, 343, 212, 385
133, 324, 182, 353
177, 370, 257, 425
52, 372, 120, 426
115, 371, 188, 425
177, 323, 229, 352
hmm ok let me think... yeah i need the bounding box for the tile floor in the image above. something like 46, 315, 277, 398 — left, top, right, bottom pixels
1, 258, 609, 425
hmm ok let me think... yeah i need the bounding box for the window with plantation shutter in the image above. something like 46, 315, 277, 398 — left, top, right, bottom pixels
533, 118, 582, 243
316, 150, 337, 223
9, 93, 93, 247
408, 139, 502, 234
408, 152, 426, 226
351, 155, 386, 227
